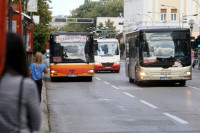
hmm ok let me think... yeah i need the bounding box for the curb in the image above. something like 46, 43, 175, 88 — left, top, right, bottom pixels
39, 80, 50, 133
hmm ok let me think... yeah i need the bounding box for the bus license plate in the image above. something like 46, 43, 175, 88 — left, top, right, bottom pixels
160, 77, 171, 80
68, 74, 77, 77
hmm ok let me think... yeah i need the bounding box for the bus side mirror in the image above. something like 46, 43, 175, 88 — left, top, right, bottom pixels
85, 41, 90, 54
94, 40, 98, 50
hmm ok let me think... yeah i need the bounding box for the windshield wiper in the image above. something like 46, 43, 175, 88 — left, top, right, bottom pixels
156, 56, 175, 62
101, 54, 113, 56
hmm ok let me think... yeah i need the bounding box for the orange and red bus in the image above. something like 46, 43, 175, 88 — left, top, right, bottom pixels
49, 32, 95, 81
0, 0, 7, 77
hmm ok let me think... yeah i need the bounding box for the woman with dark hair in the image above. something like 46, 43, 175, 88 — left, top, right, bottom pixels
0, 33, 41, 132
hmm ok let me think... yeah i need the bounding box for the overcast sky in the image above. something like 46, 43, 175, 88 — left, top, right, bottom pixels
49, 0, 84, 16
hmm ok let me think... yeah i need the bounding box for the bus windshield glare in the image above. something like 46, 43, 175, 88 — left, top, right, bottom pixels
95, 42, 119, 56
141, 31, 190, 66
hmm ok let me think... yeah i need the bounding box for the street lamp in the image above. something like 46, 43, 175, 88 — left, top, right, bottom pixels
181, 14, 198, 28
192, 0, 200, 34
161, 3, 181, 27
137, 13, 153, 26
189, 19, 195, 33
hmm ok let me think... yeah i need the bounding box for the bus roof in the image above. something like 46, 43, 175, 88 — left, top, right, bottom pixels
51, 32, 93, 36
126, 26, 190, 36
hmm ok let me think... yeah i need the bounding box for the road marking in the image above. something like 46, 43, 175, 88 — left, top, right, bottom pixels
96, 77, 101, 80
188, 86, 200, 91
163, 113, 189, 124
117, 106, 126, 111
123, 92, 135, 98
104, 81, 110, 85
140, 100, 158, 109
111, 85, 119, 90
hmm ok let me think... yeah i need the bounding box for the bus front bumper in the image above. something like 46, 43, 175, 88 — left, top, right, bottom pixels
95, 65, 120, 71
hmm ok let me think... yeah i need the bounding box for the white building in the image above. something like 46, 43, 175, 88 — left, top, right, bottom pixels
124, 0, 200, 37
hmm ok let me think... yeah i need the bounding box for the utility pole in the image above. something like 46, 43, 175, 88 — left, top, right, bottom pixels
8, 0, 12, 32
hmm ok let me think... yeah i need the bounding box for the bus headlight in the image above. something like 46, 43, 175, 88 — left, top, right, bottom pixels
51, 70, 57, 73
88, 70, 94, 73
140, 72, 147, 76
95, 61, 101, 65
185, 71, 191, 76
114, 61, 120, 65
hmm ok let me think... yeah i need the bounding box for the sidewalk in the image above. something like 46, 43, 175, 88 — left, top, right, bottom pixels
39, 80, 49, 133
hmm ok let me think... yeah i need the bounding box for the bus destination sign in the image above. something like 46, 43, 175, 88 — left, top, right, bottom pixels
55, 36, 88, 42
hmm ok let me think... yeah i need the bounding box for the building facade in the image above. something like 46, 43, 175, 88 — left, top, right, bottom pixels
124, 0, 200, 37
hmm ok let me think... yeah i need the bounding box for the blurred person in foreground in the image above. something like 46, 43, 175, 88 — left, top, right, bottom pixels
0, 33, 41, 133
29, 52, 47, 102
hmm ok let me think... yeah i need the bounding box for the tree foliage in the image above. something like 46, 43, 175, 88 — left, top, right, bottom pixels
33, 0, 52, 54
62, 0, 124, 33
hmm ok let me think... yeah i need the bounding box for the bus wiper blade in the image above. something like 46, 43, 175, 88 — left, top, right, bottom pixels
156, 56, 175, 62
101, 54, 113, 56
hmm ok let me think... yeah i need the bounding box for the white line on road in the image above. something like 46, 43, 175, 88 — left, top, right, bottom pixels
104, 81, 110, 85
96, 77, 101, 80
123, 92, 135, 98
163, 113, 189, 124
188, 86, 200, 91
140, 100, 158, 109
111, 85, 119, 90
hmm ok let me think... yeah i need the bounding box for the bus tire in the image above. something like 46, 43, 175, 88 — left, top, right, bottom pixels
129, 78, 134, 83
87, 77, 93, 82
116, 70, 120, 73
51, 77, 56, 82
179, 81, 186, 86
136, 81, 143, 86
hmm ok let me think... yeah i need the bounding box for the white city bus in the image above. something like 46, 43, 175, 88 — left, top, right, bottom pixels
94, 38, 120, 73
125, 27, 192, 86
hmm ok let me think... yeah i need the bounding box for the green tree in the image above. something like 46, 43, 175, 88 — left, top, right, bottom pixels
33, 0, 52, 54
97, 19, 117, 38
63, 0, 123, 33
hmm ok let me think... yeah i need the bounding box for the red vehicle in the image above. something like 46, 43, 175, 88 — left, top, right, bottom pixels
0, 0, 7, 77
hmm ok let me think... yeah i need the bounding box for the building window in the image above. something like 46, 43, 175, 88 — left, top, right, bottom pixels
171, 13, 177, 21
161, 9, 167, 21
171, 9, 177, 21
161, 13, 166, 21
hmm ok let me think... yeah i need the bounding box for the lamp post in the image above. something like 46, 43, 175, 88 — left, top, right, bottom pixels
137, 13, 153, 26
192, 0, 200, 35
161, 3, 181, 27
181, 14, 198, 28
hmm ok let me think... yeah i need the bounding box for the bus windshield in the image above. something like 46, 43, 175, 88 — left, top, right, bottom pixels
141, 31, 190, 66
95, 42, 119, 56
51, 35, 92, 63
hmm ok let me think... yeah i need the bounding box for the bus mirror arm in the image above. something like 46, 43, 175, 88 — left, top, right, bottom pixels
94, 40, 98, 50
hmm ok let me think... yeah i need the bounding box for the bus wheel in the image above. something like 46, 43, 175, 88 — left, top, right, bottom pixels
129, 78, 134, 83
87, 77, 93, 82
116, 70, 120, 73
179, 81, 186, 86
136, 81, 143, 86
51, 77, 56, 82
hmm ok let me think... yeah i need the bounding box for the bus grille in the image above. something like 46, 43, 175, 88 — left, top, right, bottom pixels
102, 63, 114, 67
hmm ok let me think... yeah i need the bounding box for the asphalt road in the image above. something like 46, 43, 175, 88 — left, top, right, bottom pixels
45, 62, 200, 133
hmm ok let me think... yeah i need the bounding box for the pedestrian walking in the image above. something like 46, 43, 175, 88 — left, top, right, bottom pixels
29, 52, 48, 102
0, 32, 41, 132
191, 51, 195, 69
